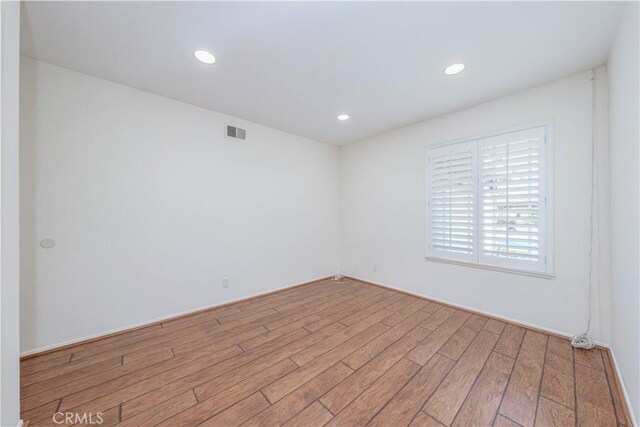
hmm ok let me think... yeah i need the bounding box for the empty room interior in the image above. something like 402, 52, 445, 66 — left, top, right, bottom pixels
1, 1, 640, 426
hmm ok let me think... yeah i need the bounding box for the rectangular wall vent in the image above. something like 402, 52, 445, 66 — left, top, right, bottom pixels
226, 125, 246, 140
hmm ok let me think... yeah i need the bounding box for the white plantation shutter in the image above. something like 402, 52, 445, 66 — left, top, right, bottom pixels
426, 123, 551, 275
479, 127, 546, 271
426, 141, 477, 262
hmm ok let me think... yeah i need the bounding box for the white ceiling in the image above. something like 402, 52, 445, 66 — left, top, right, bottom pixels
21, 1, 623, 145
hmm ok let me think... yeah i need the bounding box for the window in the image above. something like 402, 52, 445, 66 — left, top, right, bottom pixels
425, 123, 552, 275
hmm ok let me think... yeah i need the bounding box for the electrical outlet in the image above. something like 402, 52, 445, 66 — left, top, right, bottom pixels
372, 264, 377, 272
222, 277, 229, 288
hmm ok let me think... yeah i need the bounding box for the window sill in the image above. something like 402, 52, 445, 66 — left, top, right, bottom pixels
425, 256, 555, 279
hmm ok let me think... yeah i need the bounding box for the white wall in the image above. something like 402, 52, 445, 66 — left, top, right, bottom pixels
19, 58, 340, 354
608, 2, 639, 422
1, 1, 21, 425
340, 69, 612, 343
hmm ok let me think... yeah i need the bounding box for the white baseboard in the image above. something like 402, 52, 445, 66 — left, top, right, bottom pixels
608, 348, 638, 426
348, 275, 609, 348
20, 275, 331, 357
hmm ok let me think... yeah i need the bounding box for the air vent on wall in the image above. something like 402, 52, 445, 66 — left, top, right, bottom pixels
226, 125, 246, 140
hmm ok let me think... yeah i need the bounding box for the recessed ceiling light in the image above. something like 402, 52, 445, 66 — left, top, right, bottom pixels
194, 49, 216, 64
444, 63, 465, 75
337, 114, 350, 121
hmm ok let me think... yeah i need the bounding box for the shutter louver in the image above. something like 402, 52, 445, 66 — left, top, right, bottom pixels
427, 141, 476, 262
479, 127, 545, 271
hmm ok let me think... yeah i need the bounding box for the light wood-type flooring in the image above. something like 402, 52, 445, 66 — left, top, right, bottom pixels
20, 278, 632, 426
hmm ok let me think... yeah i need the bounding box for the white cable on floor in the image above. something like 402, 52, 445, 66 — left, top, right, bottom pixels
571, 333, 595, 349
572, 69, 597, 350
332, 265, 360, 284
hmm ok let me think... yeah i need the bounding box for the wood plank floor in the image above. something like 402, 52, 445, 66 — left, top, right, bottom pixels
20, 278, 631, 427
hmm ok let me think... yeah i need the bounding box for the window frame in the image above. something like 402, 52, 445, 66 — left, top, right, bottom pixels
425, 121, 554, 278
